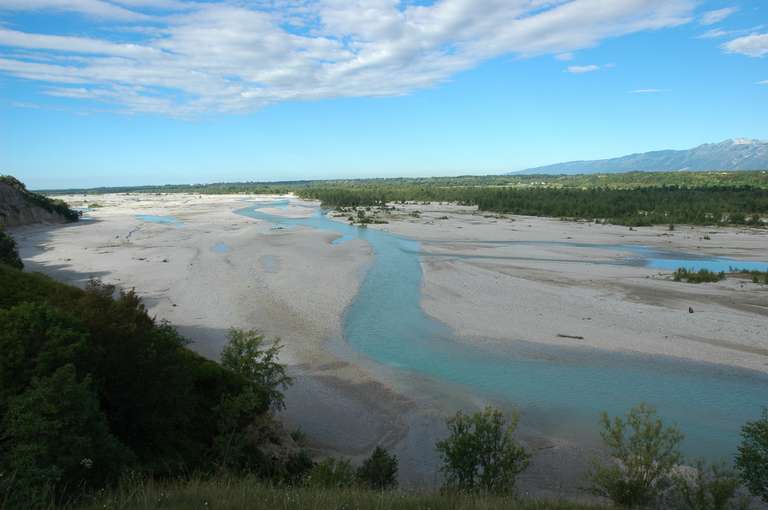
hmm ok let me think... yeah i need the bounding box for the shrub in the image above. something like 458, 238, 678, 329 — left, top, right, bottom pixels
435, 407, 530, 494
736, 409, 768, 503
1, 365, 132, 509
306, 458, 357, 489
0, 229, 23, 269
674, 268, 725, 283
671, 460, 747, 510
357, 446, 398, 490
588, 403, 684, 508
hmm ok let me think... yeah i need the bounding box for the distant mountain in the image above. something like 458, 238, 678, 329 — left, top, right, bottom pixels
517, 139, 768, 175
0, 175, 79, 227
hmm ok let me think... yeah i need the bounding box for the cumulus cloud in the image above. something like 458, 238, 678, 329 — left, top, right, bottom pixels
723, 33, 768, 57
0, 0, 697, 115
700, 7, 738, 26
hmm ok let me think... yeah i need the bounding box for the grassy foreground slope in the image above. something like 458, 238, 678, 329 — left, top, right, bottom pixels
75, 477, 606, 510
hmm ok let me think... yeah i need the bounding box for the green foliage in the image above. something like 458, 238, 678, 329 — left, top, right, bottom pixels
0, 264, 286, 505
357, 446, 399, 490
306, 458, 357, 489
220, 328, 293, 411
1, 365, 132, 509
0, 229, 23, 269
671, 461, 747, 510
589, 403, 684, 508
736, 409, 768, 502
436, 407, 530, 494
0, 302, 89, 402
674, 268, 726, 283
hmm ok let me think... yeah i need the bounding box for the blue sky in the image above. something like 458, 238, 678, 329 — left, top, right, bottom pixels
0, 0, 766, 189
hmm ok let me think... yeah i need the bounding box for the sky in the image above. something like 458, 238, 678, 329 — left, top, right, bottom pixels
0, 0, 766, 189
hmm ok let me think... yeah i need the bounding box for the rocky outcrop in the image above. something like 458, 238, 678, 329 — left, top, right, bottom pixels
0, 176, 78, 228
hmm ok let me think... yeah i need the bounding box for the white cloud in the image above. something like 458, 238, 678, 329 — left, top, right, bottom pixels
555, 52, 574, 61
759, 80, 768, 85
698, 28, 731, 39
723, 33, 768, 57
0, 0, 149, 20
700, 7, 738, 26
566, 62, 615, 74
0, 0, 697, 115
630, 88, 663, 93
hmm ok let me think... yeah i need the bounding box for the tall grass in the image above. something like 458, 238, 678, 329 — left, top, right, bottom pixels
72, 476, 609, 510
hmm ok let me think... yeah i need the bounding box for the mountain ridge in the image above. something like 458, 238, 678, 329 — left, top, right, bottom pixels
515, 139, 768, 175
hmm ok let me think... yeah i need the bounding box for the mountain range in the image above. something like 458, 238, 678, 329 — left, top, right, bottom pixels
517, 139, 768, 174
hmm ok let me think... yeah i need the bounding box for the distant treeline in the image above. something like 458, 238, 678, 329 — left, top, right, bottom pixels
37, 171, 768, 226
300, 185, 768, 226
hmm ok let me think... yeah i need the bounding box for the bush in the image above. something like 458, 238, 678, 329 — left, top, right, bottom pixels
674, 268, 725, 283
1, 365, 132, 508
736, 409, 768, 503
435, 407, 530, 494
357, 446, 398, 490
588, 403, 684, 508
306, 458, 357, 489
0, 265, 292, 505
671, 460, 747, 510
0, 229, 23, 269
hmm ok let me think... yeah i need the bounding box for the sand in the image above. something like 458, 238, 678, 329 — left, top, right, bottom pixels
356, 202, 768, 374
10, 193, 768, 499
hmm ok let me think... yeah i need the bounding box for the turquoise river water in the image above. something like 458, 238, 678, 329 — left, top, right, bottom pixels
232, 201, 768, 461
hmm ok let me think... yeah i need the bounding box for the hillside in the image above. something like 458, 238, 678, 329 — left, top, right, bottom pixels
0, 175, 79, 227
519, 139, 768, 175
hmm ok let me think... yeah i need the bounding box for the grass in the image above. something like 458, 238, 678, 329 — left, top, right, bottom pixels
72, 476, 609, 510
673, 268, 725, 283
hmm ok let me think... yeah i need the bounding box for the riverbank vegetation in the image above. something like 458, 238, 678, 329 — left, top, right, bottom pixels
673, 268, 727, 283
40, 171, 768, 227
0, 262, 313, 509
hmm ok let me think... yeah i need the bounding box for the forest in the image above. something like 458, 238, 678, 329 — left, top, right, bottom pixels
41, 171, 768, 226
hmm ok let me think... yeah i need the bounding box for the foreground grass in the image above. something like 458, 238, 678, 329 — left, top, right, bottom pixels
73, 476, 608, 510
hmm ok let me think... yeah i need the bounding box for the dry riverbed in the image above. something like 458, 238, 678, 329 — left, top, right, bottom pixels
10, 193, 768, 500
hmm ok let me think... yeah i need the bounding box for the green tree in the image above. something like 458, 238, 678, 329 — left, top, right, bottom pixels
0, 302, 89, 401
220, 329, 292, 411
435, 407, 530, 494
0, 365, 132, 509
0, 229, 23, 269
589, 403, 684, 508
736, 408, 768, 502
357, 446, 398, 490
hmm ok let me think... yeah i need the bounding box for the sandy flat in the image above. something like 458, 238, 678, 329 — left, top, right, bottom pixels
347, 203, 768, 374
